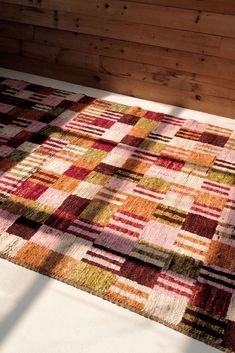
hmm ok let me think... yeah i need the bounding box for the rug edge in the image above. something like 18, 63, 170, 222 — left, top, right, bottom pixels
0, 253, 234, 353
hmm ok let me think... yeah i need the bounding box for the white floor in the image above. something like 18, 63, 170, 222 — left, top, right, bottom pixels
0, 68, 233, 353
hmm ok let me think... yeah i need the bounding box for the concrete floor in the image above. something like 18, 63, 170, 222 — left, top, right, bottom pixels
1, 68, 233, 353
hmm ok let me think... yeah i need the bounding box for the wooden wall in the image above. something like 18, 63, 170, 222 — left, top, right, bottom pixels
0, 0, 235, 117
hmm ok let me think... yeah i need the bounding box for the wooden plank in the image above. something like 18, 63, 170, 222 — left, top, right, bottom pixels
0, 52, 234, 118
221, 38, 235, 62
21, 41, 60, 62
0, 2, 53, 27
127, 0, 235, 15
0, 2, 234, 119
0, 36, 20, 54
0, 2, 228, 59
1, 0, 235, 38
0, 20, 34, 40
1, 31, 234, 100
32, 26, 235, 79
57, 48, 100, 71
0, 36, 100, 71
99, 56, 235, 101
1, 21, 234, 81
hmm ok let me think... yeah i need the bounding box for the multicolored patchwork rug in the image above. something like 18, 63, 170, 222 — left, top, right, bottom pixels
0, 77, 234, 352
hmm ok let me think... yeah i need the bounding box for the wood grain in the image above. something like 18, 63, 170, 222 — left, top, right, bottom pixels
127, 0, 235, 15
2, 0, 235, 37
1, 52, 234, 118
0, 0, 234, 117
0, 3, 228, 58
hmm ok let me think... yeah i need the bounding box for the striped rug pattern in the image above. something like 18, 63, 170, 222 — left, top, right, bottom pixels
0, 78, 234, 352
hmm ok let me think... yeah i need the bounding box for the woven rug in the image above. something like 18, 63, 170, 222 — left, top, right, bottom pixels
0, 77, 234, 352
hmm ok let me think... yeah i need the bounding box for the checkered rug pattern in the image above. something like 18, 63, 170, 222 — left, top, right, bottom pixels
0, 78, 234, 352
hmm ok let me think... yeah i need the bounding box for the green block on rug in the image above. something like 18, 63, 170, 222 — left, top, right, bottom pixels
80, 200, 117, 225
207, 169, 234, 185
74, 262, 116, 294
